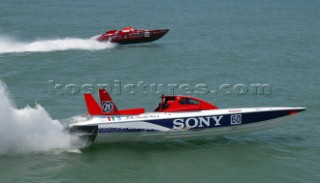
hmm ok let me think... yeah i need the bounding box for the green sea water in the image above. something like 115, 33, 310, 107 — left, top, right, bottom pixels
0, 0, 319, 182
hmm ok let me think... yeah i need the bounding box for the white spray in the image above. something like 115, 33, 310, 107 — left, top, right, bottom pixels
0, 35, 116, 53
0, 81, 85, 155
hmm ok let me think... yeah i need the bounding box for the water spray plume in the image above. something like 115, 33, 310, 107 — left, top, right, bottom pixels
0, 81, 86, 155
0, 35, 115, 53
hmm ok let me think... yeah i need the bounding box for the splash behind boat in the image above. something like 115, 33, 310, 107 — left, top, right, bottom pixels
97, 27, 169, 44
68, 89, 305, 144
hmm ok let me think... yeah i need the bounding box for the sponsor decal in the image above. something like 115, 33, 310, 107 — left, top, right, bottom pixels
103, 101, 114, 113
172, 114, 243, 129
106, 116, 120, 122
229, 109, 242, 112
144, 32, 150, 37
129, 33, 143, 39
173, 116, 223, 129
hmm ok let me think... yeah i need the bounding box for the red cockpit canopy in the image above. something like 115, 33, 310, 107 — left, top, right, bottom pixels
154, 95, 218, 112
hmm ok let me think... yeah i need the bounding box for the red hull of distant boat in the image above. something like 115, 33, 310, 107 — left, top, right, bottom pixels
97, 28, 169, 44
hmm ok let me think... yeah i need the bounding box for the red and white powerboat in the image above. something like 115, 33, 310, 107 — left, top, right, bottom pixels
68, 89, 305, 144
97, 27, 169, 44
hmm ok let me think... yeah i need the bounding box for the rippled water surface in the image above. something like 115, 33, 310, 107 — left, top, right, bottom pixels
0, 0, 319, 182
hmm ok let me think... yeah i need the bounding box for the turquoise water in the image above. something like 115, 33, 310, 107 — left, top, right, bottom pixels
0, 0, 319, 182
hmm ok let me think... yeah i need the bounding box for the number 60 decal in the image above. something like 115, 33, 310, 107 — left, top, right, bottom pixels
231, 114, 242, 125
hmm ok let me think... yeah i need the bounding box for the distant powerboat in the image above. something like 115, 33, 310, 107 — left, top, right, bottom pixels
97, 27, 169, 44
68, 89, 305, 143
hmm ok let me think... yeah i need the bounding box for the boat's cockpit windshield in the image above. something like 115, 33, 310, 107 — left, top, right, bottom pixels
153, 96, 218, 112
179, 97, 200, 105
154, 96, 175, 112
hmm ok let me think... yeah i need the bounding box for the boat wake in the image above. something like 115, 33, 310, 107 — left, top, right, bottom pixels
0, 34, 116, 53
0, 81, 87, 155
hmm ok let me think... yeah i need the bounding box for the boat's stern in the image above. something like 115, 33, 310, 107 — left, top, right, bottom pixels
68, 124, 98, 144
97, 30, 117, 41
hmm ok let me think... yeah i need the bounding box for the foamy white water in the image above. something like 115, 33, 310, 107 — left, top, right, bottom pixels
0, 81, 84, 155
0, 35, 115, 53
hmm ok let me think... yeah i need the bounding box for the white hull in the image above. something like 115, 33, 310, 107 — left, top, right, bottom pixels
69, 107, 305, 143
